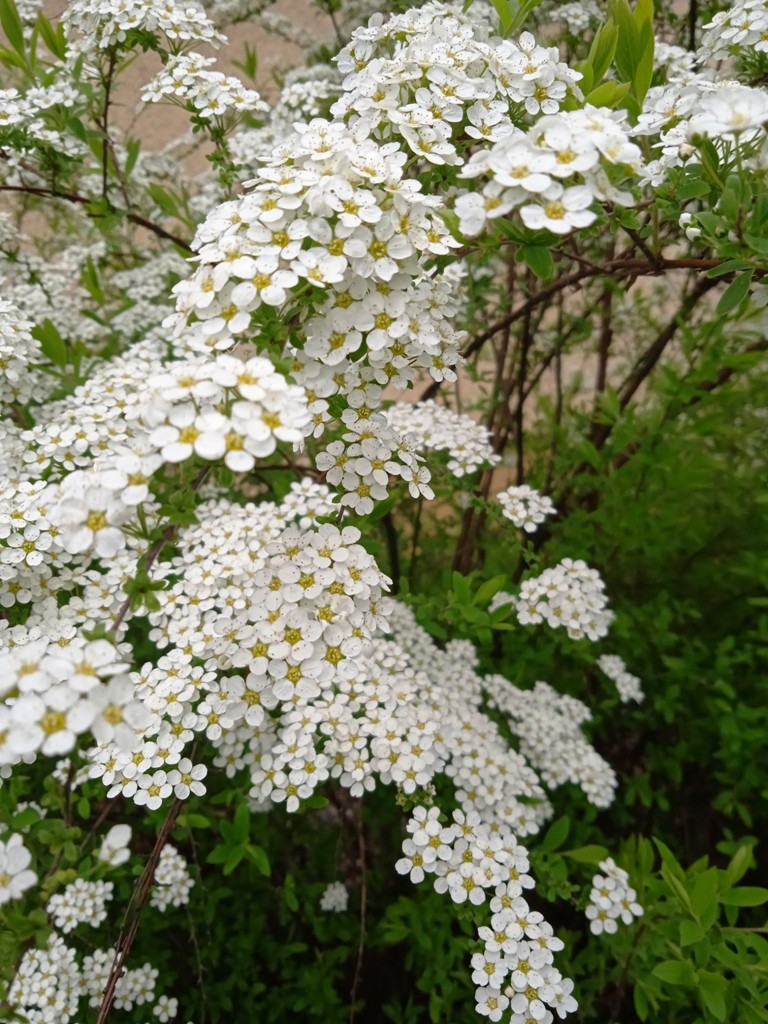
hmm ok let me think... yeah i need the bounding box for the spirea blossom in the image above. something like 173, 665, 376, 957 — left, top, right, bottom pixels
320, 880, 349, 912
151, 844, 194, 910
513, 559, 614, 641
597, 654, 644, 703
497, 484, 556, 532
585, 858, 643, 935
47, 878, 114, 933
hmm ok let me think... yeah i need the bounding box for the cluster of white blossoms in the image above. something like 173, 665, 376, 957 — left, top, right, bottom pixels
458, 103, 644, 237
0, 832, 37, 905
386, 401, 501, 479
150, 844, 195, 911
597, 654, 645, 704
396, 806, 577, 1023
142, 53, 270, 122
0, 301, 40, 408
62, 0, 224, 52
497, 484, 556, 533
47, 878, 114, 934
511, 559, 614, 641
319, 880, 349, 912
0, 0, 678, 1015
698, 0, 768, 61
585, 858, 644, 936
487, 680, 618, 809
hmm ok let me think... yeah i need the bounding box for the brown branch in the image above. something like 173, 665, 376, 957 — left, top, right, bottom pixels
0, 183, 192, 252
96, 798, 183, 1024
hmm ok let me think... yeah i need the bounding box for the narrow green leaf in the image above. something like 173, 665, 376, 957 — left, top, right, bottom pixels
474, 574, 507, 606
720, 886, 768, 907
246, 844, 271, 876
31, 320, 68, 367
562, 844, 609, 864
698, 972, 728, 1022
538, 815, 570, 852
0, 0, 26, 59
716, 271, 753, 316
36, 12, 65, 59
723, 844, 754, 888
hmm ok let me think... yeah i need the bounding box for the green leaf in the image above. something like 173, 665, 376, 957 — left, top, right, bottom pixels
633, 982, 650, 1022
452, 571, 472, 607
698, 972, 728, 1022
148, 183, 181, 219
473, 574, 507, 606
124, 137, 141, 178
223, 846, 245, 875
0, 0, 26, 59
690, 867, 719, 921
31, 319, 68, 368
720, 886, 768, 907
651, 960, 696, 986
680, 919, 706, 946
723, 844, 754, 888
36, 12, 66, 59
677, 179, 711, 201
520, 245, 554, 280
177, 813, 211, 829
585, 18, 618, 87
706, 258, 754, 278
538, 815, 570, 852
12, 807, 40, 830
716, 271, 753, 316
586, 80, 631, 109
245, 844, 271, 876
562, 844, 609, 864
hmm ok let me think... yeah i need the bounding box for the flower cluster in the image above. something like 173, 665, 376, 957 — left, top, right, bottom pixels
320, 880, 349, 912
496, 484, 556, 533
139, 353, 312, 473
699, 0, 768, 61
47, 878, 114, 933
597, 654, 644, 704
396, 806, 577, 1023
458, 105, 643, 237
585, 858, 644, 935
63, 0, 224, 52
0, 300, 40, 408
487, 679, 618, 809
150, 844, 195, 911
512, 559, 614, 641
385, 400, 501, 478
142, 54, 269, 122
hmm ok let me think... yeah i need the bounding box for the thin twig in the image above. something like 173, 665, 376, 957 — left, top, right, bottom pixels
95, 799, 183, 1024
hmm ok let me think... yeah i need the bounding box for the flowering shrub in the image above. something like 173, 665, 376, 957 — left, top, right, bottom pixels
0, 0, 767, 1021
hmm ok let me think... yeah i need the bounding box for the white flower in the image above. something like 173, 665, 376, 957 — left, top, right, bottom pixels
99, 824, 132, 867
0, 834, 37, 904
520, 185, 596, 235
